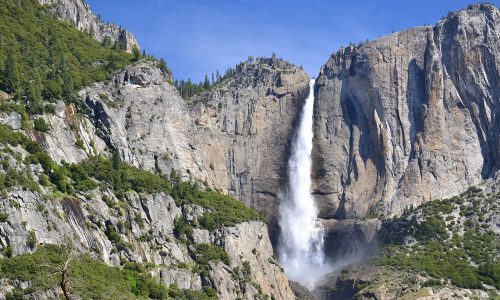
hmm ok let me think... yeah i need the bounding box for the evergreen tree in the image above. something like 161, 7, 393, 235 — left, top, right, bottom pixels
3, 45, 20, 93
112, 150, 121, 170
132, 46, 141, 61
60, 53, 74, 101
101, 36, 112, 48
158, 58, 170, 75
113, 39, 126, 51
216, 70, 221, 83
27, 71, 44, 114
203, 74, 210, 90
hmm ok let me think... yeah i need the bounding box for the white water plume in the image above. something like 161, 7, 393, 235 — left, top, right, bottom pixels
279, 79, 332, 289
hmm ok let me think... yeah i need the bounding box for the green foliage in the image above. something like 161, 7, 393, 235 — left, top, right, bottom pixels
104, 222, 130, 252
43, 103, 56, 114
194, 243, 230, 266
0, 244, 64, 287
75, 155, 172, 197
415, 215, 447, 241
74, 138, 84, 149
478, 262, 500, 289
168, 284, 217, 300
192, 243, 230, 278
33, 118, 48, 132
173, 218, 193, 243
0, 0, 133, 103
26, 230, 37, 249
0, 123, 33, 148
186, 190, 262, 230
378, 242, 483, 289
241, 261, 252, 283
3, 246, 13, 258
0, 212, 8, 222
132, 45, 141, 61
0, 168, 40, 192
171, 183, 261, 229
157, 58, 172, 76
377, 189, 500, 290
0, 122, 259, 230
0, 244, 169, 299
174, 67, 236, 100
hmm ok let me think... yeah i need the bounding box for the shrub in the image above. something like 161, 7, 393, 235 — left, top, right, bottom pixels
173, 218, 193, 242
26, 230, 37, 249
193, 191, 262, 230
33, 118, 48, 133
104, 222, 129, 252
191, 243, 230, 278
378, 191, 498, 290
75, 139, 84, 150
3, 246, 13, 258
43, 104, 56, 114
0, 244, 169, 299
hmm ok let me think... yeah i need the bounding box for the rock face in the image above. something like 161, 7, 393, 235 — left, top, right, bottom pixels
81, 58, 309, 236
320, 218, 380, 263
190, 57, 309, 229
316, 265, 492, 300
0, 186, 295, 299
219, 221, 295, 300
81, 62, 203, 179
313, 4, 500, 221
36, 101, 106, 164
37, 0, 139, 53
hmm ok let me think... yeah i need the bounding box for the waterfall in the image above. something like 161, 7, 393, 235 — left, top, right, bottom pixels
279, 79, 331, 289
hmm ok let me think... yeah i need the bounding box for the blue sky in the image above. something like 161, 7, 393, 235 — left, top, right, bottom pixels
87, 0, 498, 82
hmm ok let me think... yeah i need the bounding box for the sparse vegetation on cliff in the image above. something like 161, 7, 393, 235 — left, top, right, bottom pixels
328, 186, 499, 299
0, 244, 171, 299
377, 186, 499, 290
0, 0, 134, 107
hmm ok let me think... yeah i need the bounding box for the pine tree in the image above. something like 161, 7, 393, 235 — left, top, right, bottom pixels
158, 58, 170, 75
27, 71, 43, 114
132, 46, 141, 61
60, 53, 74, 101
3, 45, 20, 93
101, 36, 112, 48
216, 70, 221, 83
112, 150, 121, 170
203, 74, 210, 90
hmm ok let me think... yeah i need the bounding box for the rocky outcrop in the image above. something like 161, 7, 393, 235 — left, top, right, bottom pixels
320, 219, 380, 262
313, 4, 500, 221
315, 265, 492, 300
36, 101, 105, 164
81, 62, 203, 180
81, 58, 310, 237
0, 187, 294, 299
218, 221, 295, 299
190, 57, 309, 230
314, 181, 500, 300
37, 0, 139, 53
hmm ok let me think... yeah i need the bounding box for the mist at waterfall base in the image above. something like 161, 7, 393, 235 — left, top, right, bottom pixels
278, 79, 333, 289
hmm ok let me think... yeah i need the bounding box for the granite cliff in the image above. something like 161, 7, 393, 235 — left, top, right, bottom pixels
313, 3, 499, 222
37, 0, 140, 52
0, 0, 499, 299
80, 57, 309, 232
190, 57, 309, 233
